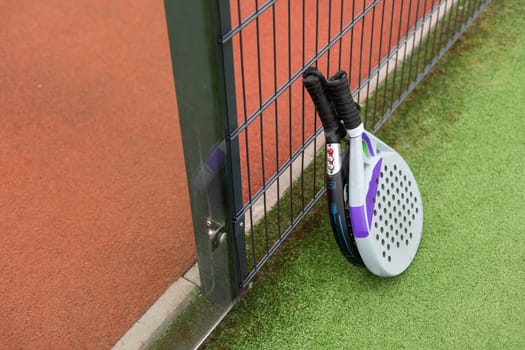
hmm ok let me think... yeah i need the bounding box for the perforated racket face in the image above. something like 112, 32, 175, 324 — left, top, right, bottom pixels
356, 151, 423, 277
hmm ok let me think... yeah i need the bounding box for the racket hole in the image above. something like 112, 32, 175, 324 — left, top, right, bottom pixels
386, 232, 390, 238
406, 239, 409, 246
376, 234, 379, 241
388, 256, 391, 262
387, 244, 390, 250
391, 237, 395, 243
396, 242, 400, 248
416, 207, 419, 213
410, 233, 413, 239
382, 251, 386, 258
394, 164, 397, 171
381, 239, 385, 246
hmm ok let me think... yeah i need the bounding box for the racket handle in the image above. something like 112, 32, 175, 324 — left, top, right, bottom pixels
303, 68, 340, 137
327, 71, 361, 131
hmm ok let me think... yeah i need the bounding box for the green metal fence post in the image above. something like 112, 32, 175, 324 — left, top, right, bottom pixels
164, 0, 246, 303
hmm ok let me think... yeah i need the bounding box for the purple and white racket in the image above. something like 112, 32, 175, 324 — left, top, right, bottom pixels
326, 70, 423, 277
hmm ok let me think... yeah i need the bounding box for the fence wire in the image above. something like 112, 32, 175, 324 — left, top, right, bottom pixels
218, 0, 491, 287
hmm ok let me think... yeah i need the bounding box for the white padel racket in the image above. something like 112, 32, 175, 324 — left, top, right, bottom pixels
326, 70, 423, 277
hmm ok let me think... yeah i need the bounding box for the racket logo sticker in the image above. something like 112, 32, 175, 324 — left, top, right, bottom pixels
326, 144, 342, 175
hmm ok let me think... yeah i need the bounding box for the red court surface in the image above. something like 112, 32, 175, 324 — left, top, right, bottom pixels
1, 1, 195, 349
0, 1, 436, 349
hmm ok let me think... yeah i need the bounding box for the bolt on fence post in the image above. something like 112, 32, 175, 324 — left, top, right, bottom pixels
164, 0, 246, 303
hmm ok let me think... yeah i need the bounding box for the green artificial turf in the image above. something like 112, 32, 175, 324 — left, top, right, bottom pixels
202, 1, 525, 349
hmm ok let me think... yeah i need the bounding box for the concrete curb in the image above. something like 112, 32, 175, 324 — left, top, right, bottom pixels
111, 264, 200, 350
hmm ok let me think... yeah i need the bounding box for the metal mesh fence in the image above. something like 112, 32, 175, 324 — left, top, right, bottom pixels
217, 0, 490, 287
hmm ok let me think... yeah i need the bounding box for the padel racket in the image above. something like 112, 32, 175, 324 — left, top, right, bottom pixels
305, 68, 423, 277
303, 67, 364, 267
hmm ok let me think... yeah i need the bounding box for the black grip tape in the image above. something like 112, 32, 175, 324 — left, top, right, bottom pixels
303, 68, 340, 134
326, 71, 362, 130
